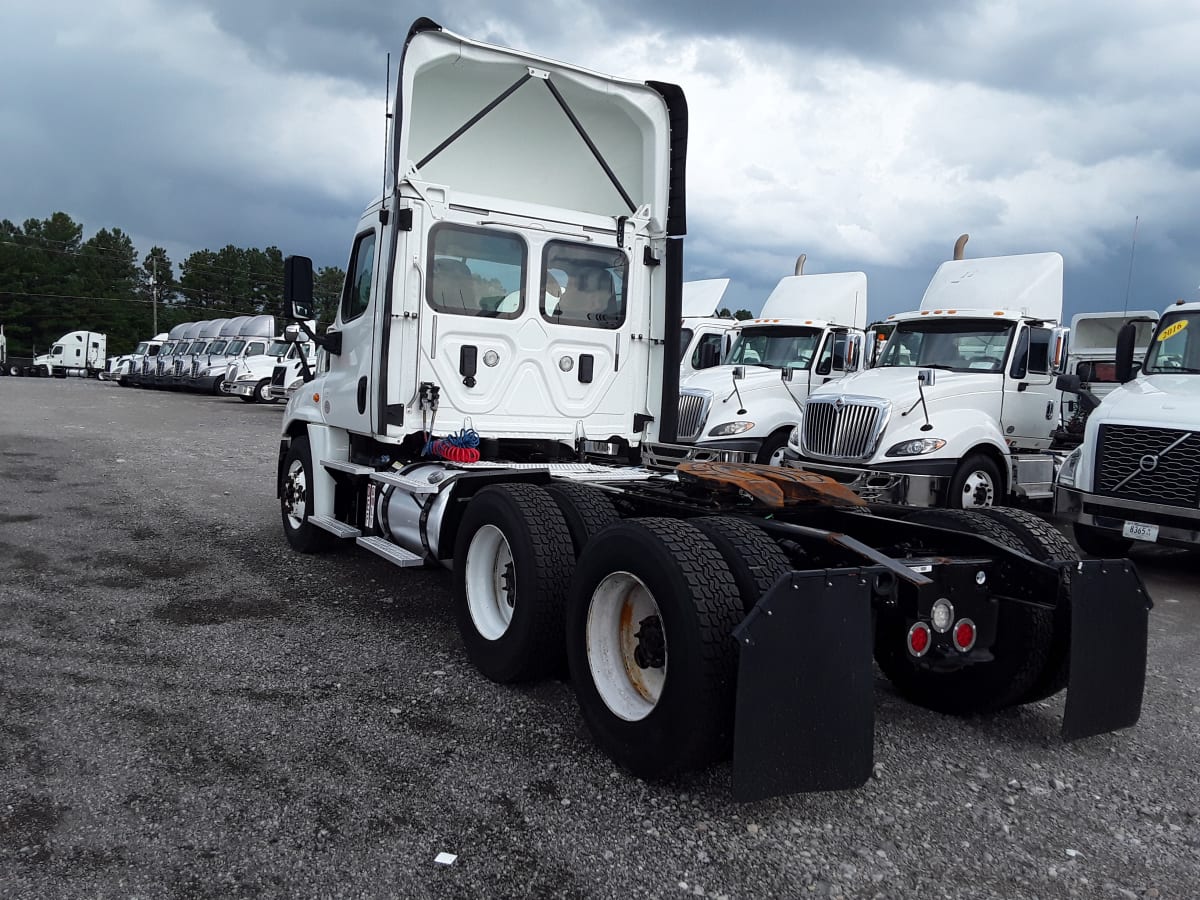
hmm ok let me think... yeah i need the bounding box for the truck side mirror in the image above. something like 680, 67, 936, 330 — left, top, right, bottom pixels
283, 323, 302, 343
1114, 322, 1137, 384
284, 256, 315, 321
780, 367, 794, 383
918, 368, 936, 387
1056, 373, 1081, 394
732, 366, 745, 380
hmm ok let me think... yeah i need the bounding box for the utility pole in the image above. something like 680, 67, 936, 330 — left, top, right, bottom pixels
152, 256, 158, 333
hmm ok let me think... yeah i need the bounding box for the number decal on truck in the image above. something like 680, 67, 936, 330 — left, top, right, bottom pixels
1157, 320, 1188, 342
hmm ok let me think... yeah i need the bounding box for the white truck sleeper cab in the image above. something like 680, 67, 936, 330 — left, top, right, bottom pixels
786, 244, 1070, 509
1056, 299, 1200, 553
272, 19, 1150, 802
679, 278, 737, 379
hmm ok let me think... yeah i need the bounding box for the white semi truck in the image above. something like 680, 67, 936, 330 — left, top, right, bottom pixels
223, 324, 309, 404
651, 269, 868, 467
785, 239, 1070, 508
17, 330, 107, 377
1056, 298, 1200, 553
107, 332, 167, 385
272, 18, 1149, 801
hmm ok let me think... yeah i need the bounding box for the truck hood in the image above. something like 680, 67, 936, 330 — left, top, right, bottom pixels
682, 365, 791, 398
1092, 374, 1200, 427
807, 367, 1003, 415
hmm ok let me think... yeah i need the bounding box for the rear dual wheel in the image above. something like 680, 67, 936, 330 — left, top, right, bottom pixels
566, 518, 744, 779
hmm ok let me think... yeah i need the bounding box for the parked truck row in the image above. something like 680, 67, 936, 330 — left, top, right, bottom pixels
269, 19, 1152, 802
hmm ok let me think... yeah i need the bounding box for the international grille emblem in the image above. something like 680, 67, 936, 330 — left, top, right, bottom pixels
1138, 454, 1159, 473
833, 397, 846, 415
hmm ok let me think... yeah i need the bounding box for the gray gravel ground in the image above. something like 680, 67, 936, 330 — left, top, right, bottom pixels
1, 377, 1198, 900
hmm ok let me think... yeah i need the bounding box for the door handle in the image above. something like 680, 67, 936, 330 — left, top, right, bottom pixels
356, 376, 368, 414
1017, 382, 1028, 392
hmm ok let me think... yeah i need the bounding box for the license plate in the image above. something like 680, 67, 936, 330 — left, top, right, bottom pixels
1122, 521, 1159, 543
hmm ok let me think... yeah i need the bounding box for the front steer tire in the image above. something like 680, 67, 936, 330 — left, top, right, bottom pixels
451, 484, 574, 684
566, 518, 744, 780
874, 508, 1055, 716
280, 435, 333, 554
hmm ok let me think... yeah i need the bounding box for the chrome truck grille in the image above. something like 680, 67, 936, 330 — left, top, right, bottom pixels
676, 390, 713, 442
1095, 425, 1200, 508
800, 397, 889, 461
191, 360, 199, 378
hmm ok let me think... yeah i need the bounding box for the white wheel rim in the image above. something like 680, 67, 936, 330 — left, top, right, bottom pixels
960, 469, 996, 508
585, 572, 666, 722
258, 381, 270, 401
465, 524, 515, 640
283, 458, 307, 528
768, 445, 787, 466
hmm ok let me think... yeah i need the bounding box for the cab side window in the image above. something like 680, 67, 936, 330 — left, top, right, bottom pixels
341, 231, 377, 323
246, 342, 266, 356
691, 332, 725, 369
1010, 327, 1051, 378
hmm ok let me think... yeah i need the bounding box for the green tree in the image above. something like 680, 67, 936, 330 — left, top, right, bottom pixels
717, 308, 733, 319
314, 266, 346, 327
734, 309, 753, 320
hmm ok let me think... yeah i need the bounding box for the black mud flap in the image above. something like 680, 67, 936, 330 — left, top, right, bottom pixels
1062, 558, 1153, 741
731, 568, 876, 802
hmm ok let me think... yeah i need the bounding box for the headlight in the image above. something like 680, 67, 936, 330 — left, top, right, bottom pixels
287, 377, 304, 390
885, 438, 947, 457
1057, 447, 1082, 488
788, 426, 801, 448
237, 373, 257, 381
708, 421, 755, 437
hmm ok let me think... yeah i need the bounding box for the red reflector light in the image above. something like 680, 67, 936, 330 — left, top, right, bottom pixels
953, 619, 977, 652
907, 622, 931, 657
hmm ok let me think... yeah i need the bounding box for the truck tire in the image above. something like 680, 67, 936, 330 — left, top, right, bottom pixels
1073, 522, 1132, 557
691, 516, 791, 613
451, 484, 575, 683
279, 435, 333, 554
755, 429, 792, 466
948, 453, 1002, 508
566, 518, 743, 780
976, 507, 1076, 704
256, 379, 276, 403
545, 482, 619, 557
874, 508, 1055, 715
238, 393, 257, 403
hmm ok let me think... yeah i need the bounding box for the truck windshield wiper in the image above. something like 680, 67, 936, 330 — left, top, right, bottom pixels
1148, 366, 1200, 374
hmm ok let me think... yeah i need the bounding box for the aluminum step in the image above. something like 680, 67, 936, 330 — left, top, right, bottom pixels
322, 459, 374, 476
356, 536, 425, 568
369, 471, 439, 494
307, 515, 361, 539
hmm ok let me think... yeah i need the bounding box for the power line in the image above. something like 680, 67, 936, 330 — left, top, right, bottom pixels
0, 289, 269, 318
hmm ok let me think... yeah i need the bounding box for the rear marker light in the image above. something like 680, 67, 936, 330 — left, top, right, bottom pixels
907, 622, 931, 657
931, 598, 954, 633
953, 619, 977, 652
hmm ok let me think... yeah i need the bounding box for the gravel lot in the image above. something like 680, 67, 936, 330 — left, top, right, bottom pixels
2, 377, 1198, 900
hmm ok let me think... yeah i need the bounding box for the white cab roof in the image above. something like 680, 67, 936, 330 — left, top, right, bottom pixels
920, 252, 1063, 321
759, 272, 868, 329
682, 279, 731, 318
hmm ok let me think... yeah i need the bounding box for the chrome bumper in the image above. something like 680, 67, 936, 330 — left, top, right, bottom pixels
782, 458, 948, 506
640, 441, 754, 470
1055, 486, 1200, 548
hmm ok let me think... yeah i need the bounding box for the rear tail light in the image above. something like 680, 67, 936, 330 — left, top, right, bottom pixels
953, 619, 977, 652
907, 622, 931, 657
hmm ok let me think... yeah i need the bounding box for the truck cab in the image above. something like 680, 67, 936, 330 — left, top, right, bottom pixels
680, 278, 736, 379
786, 248, 1069, 508
32, 331, 107, 377
651, 271, 868, 466
215, 315, 278, 399
113, 332, 167, 385
1057, 299, 1200, 553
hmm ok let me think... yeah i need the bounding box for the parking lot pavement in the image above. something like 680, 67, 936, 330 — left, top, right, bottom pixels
2, 377, 1198, 900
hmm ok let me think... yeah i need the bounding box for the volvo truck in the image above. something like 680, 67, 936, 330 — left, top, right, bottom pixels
271, 19, 1149, 801
1056, 298, 1200, 553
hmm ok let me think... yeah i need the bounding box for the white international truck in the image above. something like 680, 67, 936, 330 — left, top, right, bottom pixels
785, 241, 1070, 508
651, 270, 868, 467
1056, 299, 1200, 553
223, 321, 308, 403
271, 18, 1149, 801
106, 333, 167, 385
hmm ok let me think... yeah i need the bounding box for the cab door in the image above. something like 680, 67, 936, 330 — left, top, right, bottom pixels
1001, 324, 1057, 448
321, 221, 379, 435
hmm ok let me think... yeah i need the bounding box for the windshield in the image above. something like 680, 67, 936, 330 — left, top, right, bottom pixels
268, 341, 289, 357
207, 340, 229, 355
726, 327, 822, 370
679, 328, 694, 362
159, 344, 174, 357
1143, 312, 1200, 374
879, 319, 1014, 372
135, 342, 149, 354
51, 344, 63, 355
226, 340, 246, 355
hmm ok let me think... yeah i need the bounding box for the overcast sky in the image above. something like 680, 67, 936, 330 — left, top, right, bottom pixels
3, 0, 1199, 320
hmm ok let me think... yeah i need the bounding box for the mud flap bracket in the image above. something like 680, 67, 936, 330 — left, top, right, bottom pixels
1062, 558, 1152, 740
731, 567, 877, 802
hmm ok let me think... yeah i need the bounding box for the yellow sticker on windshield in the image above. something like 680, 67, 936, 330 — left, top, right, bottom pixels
1158, 319, 1188, 341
